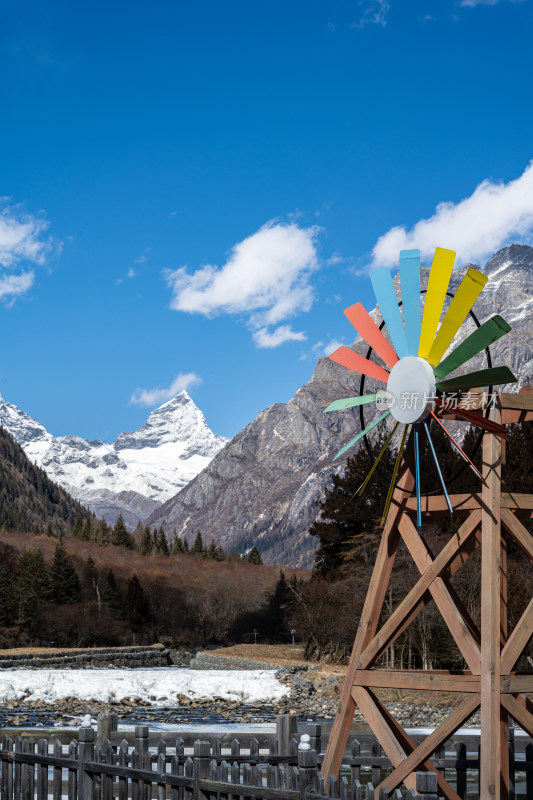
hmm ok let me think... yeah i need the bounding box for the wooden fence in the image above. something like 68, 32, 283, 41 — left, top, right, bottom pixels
0, 714, 531, 799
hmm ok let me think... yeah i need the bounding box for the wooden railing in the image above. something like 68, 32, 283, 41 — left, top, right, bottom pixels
0, 713, 531, 798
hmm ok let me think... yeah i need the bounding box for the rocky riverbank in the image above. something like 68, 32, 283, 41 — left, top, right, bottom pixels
0, 663, 483, 730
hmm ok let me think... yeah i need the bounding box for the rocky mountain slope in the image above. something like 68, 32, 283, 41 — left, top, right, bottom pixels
147, 244, 533, 567
0, 392, 227, 527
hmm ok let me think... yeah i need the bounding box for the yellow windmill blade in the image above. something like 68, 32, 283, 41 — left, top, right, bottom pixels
418, 247, 455, 359
427, 267, 488, 367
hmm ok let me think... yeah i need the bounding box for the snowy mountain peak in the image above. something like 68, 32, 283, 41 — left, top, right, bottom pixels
114, 391, 224, 454
0, 391, 228, 528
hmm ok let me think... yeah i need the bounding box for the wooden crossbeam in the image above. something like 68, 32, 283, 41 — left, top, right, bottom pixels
501, 507, 533, 560
352, 688, 461, 800
404, 492, 533, 514
352, 669, 480, 692
358, 510, 481, 669
501, 598, 533, 673
501, 694, 533, 738
398, 514, 481, 673
378, 694, 480, 796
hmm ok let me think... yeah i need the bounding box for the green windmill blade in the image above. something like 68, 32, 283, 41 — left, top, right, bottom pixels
324, 392, 388, 413
433, 315, 512, 380
436, 366, 517, 393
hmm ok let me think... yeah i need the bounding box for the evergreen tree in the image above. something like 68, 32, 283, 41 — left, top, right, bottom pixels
141, 526, 152, 555
0, 561, 16, 626
170, 535, 183, 555
95, 519, 110, 545
49, 544, 81, 604
132, 521, 144, 551
16, 548, 50, 620
182, 536, 189, 553
101, 569, 124, 617
265, 570, 293, 641
248, 546, 262, 565
192, 531, 203, 554
126, 573, 150, 632
207, 540, 218, 560
156, 526, 169, 555
73, 513, 83, 539
309, 433, 396, 579
81, 517, 92, 541
112, 515, 132, 549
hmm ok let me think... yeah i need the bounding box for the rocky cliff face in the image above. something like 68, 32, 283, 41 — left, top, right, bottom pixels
147, 245, 533, 567
0, 391, 227, 528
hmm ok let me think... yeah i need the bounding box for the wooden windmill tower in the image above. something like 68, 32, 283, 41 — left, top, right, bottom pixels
321, 247, 533, 799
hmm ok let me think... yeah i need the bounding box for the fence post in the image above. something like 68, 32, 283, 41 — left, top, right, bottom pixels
306, 723, 321, 755
276, 714, 298, 757
298, 748, 317, 794
416, 771, 438, 799
78, 727, 95, 800
193, 741, 210, 800
97, 713, 118, 748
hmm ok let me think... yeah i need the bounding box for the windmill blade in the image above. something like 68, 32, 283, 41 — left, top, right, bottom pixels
414, 424, 422, 528
343, 302, 399, 368
382, 424, 409, 523
355, 421, 399, 497
423, 420, 453, 514
324, 393, 383, 412
418, 247, 456, 359
333, 410, 391, 461
329, 347, 390, 383
433, 315, 512, 380
430, 411, 485, 482
427, 268, 488, 367
436, 366, 517, 393
399, 249, 421, 356
370, 268, 409, 359
435, 400, 509, 440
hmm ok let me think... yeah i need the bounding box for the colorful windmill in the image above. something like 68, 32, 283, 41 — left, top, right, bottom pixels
325, 246, 517, 525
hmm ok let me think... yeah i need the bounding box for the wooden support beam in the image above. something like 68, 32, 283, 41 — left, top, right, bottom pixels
398, 514, 481, 673
358, 510, 481, 669
501, 695, 533, 738
500, 674, 533, 693
320, 456, 414, 785
501, 507, 533, 560
358, 689, 461, 800
480, 403, 503, 800
404, 492, 533, 514
378, 694, 479, 796
352, 669, 480, 692
501, 598, 533, 674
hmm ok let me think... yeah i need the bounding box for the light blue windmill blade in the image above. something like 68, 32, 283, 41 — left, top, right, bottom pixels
399, 249, 421, 356
333, 410, 391, 461
414, 423, 421, 528
423, 421, 453, 515
324, 391, 389, 413
370, 268, 408, 359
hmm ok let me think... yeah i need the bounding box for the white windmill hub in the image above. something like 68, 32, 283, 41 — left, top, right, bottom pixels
385, 356, 435, 424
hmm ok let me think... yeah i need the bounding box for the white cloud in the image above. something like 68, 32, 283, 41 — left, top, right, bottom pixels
166, 220, 321, 347
369, 161, 533, 269
461, 0, 524, 6
0, 202, 54, 302
130, 372, 202, 407
127, 268, 136, 279
0, 271, 35, 303
253, 325, 307, 349
353, 0, 390, 28
311, 338, 345, 358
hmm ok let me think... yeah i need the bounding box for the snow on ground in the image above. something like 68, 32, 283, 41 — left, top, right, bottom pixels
0, 668, 288, 706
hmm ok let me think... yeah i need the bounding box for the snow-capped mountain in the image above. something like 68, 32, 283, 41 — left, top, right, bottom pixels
0, 392, 227, 528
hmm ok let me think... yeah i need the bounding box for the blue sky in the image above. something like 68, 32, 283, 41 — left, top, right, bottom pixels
1, 0, 532, 441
